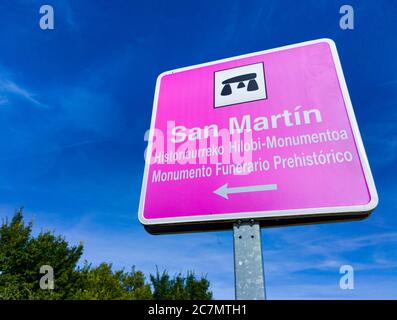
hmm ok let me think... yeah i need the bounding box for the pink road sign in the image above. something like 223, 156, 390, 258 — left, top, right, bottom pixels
138, 39, 378, 232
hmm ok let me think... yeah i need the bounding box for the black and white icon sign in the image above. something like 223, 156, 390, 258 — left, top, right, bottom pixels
214, 62, 267, 108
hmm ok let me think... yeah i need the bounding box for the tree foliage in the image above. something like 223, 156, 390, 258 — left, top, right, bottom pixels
151, 269, 212, 300
0, 209, 212, 300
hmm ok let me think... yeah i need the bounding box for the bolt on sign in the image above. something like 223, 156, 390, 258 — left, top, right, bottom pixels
138, 39, 378, 234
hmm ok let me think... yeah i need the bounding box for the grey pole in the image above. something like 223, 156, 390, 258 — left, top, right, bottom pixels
233, 220, 266, 300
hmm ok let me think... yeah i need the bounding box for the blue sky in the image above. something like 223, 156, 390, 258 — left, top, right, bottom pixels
0, 0, 396, 299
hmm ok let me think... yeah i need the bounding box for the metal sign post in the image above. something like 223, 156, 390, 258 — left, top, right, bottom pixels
233, 220, 266, 300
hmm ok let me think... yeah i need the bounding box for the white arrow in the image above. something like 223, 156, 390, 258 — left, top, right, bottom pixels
213, 183, 277, 199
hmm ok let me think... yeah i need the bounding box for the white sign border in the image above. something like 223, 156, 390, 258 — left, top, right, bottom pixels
138, 38, 378, 227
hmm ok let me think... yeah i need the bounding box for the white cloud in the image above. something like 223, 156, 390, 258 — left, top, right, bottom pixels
0, 77, 46, 108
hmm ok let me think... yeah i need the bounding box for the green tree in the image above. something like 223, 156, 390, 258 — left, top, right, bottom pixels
0, 209, 83, 299
73, 263, 152, 300
0, 209, 212, 300
122, 267, 153, 300
151, 269, 212, 300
